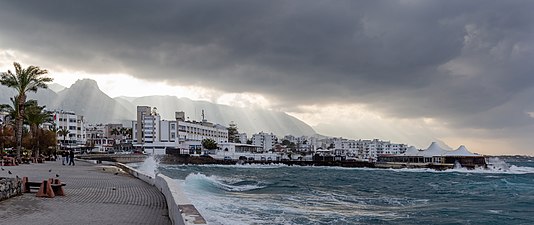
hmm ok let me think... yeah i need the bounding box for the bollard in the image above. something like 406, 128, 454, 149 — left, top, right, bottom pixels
22, 177, 30, 193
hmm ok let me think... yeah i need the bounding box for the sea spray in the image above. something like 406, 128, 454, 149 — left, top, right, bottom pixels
137, 155, 159, 177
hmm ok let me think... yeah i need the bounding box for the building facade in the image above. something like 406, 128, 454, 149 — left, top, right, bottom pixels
252, 132, 278, 151
50, 110, 87, 147
132, 106, 228, 154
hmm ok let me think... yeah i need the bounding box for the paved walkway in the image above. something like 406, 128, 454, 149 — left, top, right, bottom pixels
0, 158, 171, 225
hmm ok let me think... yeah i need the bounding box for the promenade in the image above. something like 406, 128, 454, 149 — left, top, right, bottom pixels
0, 159, 171, 225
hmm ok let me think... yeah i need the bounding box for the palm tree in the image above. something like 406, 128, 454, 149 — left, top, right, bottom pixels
25, 100, 50, 157
57, 128, 70, 149
0, 97, 23, 154
110, 128, 121, 151
0, 97, 21, 126
1, 62, 52, 162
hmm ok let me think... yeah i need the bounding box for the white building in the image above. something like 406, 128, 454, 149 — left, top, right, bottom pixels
252, 132, 278, 151
49, 110, 87, 147
319, 138, 408, 161
132, 106, 229, 154
238, 133, 248, 144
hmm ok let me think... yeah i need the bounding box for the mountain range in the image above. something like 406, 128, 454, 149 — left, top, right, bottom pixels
0, 79, 317, 137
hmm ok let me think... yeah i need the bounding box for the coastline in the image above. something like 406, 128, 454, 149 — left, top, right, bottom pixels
114, 162, 207, 225
158, 154, 482, 170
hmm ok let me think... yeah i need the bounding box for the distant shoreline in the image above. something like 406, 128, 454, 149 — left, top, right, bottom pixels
158, 154, 465, 170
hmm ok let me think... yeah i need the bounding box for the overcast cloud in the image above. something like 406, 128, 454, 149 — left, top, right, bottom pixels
1, 0, 533, 154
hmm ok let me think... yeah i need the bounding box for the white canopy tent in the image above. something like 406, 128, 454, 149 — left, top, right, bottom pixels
401, 142, 478, 157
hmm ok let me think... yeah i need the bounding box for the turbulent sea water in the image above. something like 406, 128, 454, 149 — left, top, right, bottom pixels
140, 158, 534, 225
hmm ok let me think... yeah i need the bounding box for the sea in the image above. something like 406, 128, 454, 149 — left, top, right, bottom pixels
134, 157, 534, 225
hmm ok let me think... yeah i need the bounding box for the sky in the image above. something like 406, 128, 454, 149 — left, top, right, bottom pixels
1, 0, 533, 155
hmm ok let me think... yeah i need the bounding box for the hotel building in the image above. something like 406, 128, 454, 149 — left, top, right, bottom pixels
132, 106, 229, 154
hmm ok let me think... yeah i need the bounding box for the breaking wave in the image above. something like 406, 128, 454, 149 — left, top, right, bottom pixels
184, 173, 266, 193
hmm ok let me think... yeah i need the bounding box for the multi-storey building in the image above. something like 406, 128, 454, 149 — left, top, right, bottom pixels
132, 106, 228, 154
238, 133, 248, 144
49, 110, 86, 147
252, 132, 278, 151
86, 123, 126, 152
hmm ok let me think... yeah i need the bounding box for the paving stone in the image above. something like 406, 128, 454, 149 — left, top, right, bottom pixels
0, 159, 171, 225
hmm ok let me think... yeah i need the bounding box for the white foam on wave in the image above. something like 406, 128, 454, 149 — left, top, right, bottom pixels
387, 165, 534, 174
195, 163, 290, 169
177, 171, 428, 224
178, 174, 281, 225
380, 158, 534, 175
184, 173, 266, 192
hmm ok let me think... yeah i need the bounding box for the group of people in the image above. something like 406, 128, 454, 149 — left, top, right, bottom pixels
61, 150, 75, 166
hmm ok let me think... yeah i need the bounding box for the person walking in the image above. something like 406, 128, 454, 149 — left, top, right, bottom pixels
68, 150, 75, 166
62, 151, 67, 165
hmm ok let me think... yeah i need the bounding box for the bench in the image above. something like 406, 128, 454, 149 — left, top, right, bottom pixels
51, 183, 67, 193
22, 177, 66, 197
23, 181, 43, 192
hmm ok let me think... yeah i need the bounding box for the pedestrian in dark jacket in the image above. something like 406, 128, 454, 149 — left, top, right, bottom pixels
69, 150, 75, 166
62, 151, 68, 165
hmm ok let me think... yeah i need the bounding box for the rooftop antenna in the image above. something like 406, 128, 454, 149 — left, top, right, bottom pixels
201, 110, 206, 122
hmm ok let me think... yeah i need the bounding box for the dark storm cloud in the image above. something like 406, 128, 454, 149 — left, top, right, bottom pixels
1, 0, 534, 131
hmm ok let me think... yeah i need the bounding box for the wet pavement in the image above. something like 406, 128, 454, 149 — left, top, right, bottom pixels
0, 158, 171, 225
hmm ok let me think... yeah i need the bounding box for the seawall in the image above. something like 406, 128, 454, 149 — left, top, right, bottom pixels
116, 163, 207, 225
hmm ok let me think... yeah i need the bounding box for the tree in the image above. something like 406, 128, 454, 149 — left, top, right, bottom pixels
0, 97, 21, 126
25, 100, 50, 157
288, 142, 296, 151
227, 122, 239, 143
201, 138, 218, 150
1, 62, 52, 162
122, 127, 132, 139
111, 128, 120, 137
0, 126, 15, 153
1, 97, 24, 153
57, 128, 70, 148
110, 128, 120, 150
39, 130, 57, 156
281, 139, 291, 146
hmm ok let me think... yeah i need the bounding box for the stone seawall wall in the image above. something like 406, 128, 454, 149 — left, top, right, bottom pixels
116, 163, 206, 225
0, 178, 22, 201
